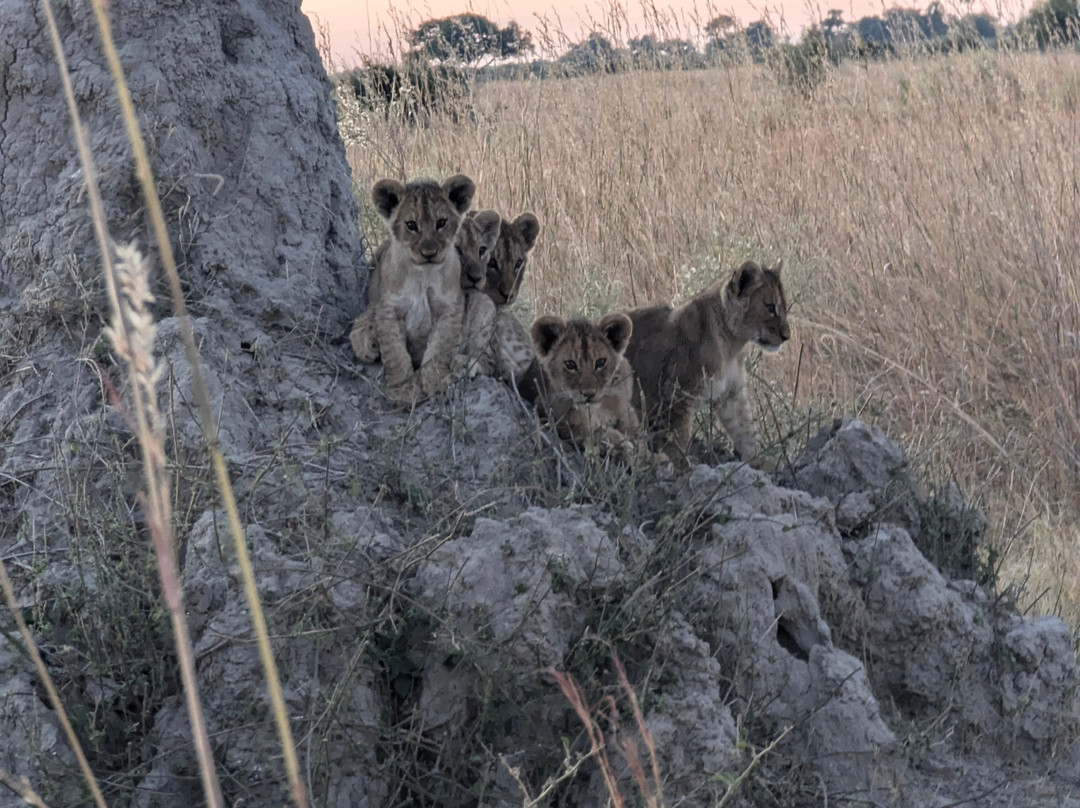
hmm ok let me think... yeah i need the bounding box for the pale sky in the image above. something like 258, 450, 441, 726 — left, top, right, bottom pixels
302, 0, 1028, 68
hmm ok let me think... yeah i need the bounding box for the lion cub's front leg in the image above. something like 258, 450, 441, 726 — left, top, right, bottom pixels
374, 303, 419, 403
492, 313, 535, 381
703, 362, 760, 464
418, 292, 465, 396
719, 385, 761, 465
607, 375, 668, 465
655, 397, 696, 470
349, 308, 380, 363
458, 289, 497, 377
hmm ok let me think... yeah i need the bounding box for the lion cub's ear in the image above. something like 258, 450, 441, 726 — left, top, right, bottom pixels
597, 313, 633, 355
473, 210, 502, 246
729, 260, 764, 298
371, 179, 407, 223
442, 174, 476, 215
531, 315, 566, 358
512, 213, 541, 251
769, 259, 783, 277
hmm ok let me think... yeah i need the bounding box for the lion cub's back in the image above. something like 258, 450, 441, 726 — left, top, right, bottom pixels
623, 305, 680, 401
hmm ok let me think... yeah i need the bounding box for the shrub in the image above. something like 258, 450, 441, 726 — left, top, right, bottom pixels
346, 58, 471, 123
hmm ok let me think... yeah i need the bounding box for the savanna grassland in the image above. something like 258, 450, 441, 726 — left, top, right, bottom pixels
340, 49, 1080, 625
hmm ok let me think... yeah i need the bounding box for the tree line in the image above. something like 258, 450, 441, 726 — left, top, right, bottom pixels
344, 0, 1080, 117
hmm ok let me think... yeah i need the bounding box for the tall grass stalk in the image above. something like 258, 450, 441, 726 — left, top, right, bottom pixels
104, 244, 226, 808
547, 645, 665, 808
0, 768, 51, 808
42, 1, 223, 804
0, 559, 106, 808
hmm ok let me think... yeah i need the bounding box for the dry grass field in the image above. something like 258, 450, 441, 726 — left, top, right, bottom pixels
341, 49, 1080, 626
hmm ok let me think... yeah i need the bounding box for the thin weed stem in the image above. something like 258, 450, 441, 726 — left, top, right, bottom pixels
0, 559, 107, 808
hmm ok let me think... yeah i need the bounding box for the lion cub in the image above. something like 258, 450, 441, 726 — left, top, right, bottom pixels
472, 212, 541, 380
350, 208, 502, 370
483, 213, 540, 307
459, 210, 512, 372
522, 313, 650, 463
365, 175, 476, 403
623, 260, 790, 466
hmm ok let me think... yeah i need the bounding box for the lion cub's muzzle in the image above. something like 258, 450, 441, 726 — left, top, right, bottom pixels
463, 267, 485, 288
412, 245, 447, 265
757, 324, 790, 352
559, 389, 599, 406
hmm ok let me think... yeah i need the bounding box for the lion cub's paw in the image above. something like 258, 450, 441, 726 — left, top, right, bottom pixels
348, 311, 380, 363
385, 376, 422, 408
449, 352, 472, 379
419, 365, 452, 398
450, 352, 490, 381
646, 449, 671, 467
746, 451, 779, 474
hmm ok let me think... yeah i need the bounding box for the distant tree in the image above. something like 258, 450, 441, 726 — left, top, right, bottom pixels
705, 14, 738, 44
926, 2, 950, 37
950, 12, 998, 49
629, 33, 660, 65
410, 14, 532, 63
498, 22, 532, 58
560, 33, 621, 74
663, 38, 704, 67
348, 58, 471, 123
856, 14, 891, 54
883, 8, 931, 44
819, 9, 858, 58
629, 35, 703, 69
773, 25, 832, 96
704, 14, 739, 60
1017, 0, 1080, 46
745, 20, 775, 50
965, 12, 999, 40
822, 9, 848, 40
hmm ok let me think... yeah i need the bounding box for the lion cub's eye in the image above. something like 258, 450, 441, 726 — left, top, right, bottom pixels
479, 246, 487, 257
594, 357, 607, 370
436, 218, 448, 230
405, 221, 419, 232
563, 359, 578, 372
765, 302, 777, 315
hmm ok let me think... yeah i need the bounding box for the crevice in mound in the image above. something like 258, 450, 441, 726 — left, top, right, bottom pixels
776, 619, 811, 662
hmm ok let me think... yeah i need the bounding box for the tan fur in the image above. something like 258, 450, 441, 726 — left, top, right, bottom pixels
457, 210, 502, 291
458, 210, 503, 373
623, 260, 790, 466
476, 212, 541, 379
348, 241, 388, 363
350, 209, 503, 374
484, 212, 540, 306
366, 175, 475, 404
491, 313, 535, 382
524, 313, 653, 463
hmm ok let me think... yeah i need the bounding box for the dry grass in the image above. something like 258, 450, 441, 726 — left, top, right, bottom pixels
342, 49, 1080, 625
